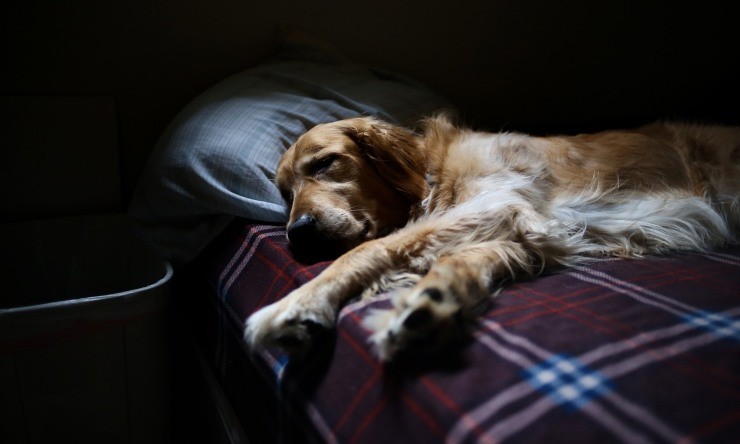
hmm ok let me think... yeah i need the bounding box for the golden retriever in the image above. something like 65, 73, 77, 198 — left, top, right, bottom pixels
245, 115, 740, 360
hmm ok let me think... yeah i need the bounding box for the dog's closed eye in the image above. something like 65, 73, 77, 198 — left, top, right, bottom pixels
309, 154, 339, 176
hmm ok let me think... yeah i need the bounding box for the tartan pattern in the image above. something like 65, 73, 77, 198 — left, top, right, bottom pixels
684, 311, 740, 340
524, 355, 611, 411
201, 221, 740, 443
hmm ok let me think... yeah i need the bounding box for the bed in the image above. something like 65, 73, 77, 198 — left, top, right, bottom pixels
129, 32, 740, 443
186, 220, 740, 443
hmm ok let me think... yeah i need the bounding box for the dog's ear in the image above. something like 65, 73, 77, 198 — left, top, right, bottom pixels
342, 117, 428, 204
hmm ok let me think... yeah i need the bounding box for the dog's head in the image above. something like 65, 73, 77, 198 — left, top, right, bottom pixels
276, 117, 428, 258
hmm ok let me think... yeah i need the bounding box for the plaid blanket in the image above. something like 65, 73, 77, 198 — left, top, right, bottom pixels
199, 221, 740, 443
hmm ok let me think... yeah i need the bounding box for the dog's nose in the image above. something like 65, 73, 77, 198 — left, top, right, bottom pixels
287, 214, 318, 249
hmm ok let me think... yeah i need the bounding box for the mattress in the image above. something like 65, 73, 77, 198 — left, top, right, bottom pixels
191, 220, 740, 443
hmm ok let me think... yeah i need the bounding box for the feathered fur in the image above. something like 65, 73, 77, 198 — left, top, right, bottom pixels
245, 115, 739, 360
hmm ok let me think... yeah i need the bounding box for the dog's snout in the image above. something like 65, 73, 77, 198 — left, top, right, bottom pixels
287, 214, 319, 248
286, 214, 348, 260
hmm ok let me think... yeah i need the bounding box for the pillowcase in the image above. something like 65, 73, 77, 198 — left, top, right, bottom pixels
128, 33, 449, 265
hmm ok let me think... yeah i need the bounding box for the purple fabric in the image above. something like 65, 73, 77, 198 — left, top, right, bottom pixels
201, 221, 740, 443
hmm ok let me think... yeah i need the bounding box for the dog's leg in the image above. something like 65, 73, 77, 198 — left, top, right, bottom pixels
244, 217, 492, 356
244, 232, 426, 356
364, 239, 538, 360
245, 206, 560, 358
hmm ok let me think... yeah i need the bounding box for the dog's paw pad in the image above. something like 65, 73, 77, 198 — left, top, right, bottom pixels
402, 306, 433, 330
422, 287, 444, 302
244, 303, 331, 357
365, 285, 464, 361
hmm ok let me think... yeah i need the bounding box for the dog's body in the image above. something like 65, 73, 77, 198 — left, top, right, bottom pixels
245, 115, 740, 360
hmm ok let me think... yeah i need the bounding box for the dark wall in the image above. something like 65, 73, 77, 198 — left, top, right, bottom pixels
291, 1, 738, 133
2, 0, 738, 208
2, 0, 279, 206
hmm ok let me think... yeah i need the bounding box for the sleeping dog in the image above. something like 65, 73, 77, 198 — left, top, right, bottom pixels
245, 115, 740, 360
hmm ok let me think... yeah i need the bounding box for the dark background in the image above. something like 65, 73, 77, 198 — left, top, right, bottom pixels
2, 0, 738, 217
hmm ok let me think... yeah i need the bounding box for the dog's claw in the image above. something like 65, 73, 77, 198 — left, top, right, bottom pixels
402, 306, 434, 330
364, 283, 467, 361
244, 294, 334, 358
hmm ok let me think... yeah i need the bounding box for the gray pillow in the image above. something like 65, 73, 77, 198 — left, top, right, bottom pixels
128, 37, 449, 265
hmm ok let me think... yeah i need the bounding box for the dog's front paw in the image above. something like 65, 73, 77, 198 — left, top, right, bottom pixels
244, 288, 335, 357
364, 282, 468, 361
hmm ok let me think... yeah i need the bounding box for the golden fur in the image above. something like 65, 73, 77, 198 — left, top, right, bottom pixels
246, 115, 740, 360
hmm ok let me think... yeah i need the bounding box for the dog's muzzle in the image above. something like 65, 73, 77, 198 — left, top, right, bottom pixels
286, 214, 345, 259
